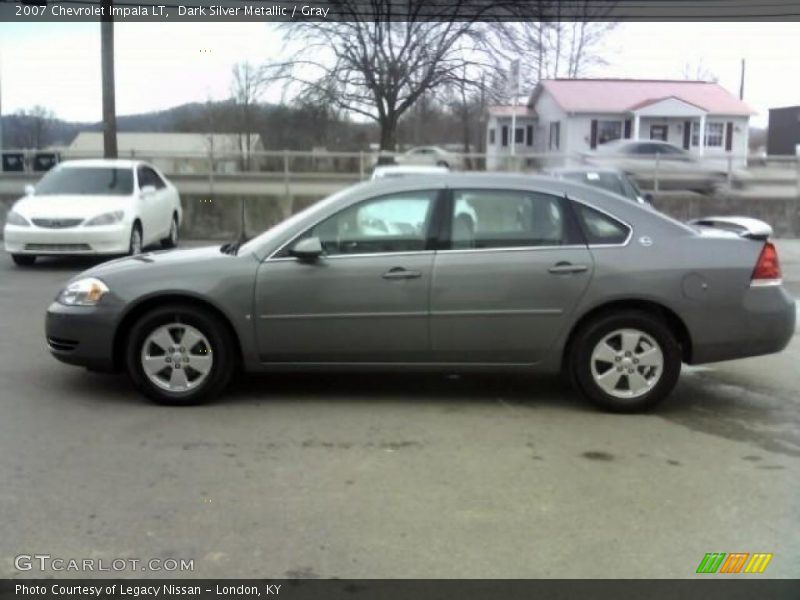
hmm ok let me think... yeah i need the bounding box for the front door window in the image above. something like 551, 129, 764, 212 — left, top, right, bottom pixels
650, 125, 668, 141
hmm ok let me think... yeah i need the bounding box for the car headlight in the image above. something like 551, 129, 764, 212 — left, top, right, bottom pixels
84, 210, 124, 226
5, 210, 30, 227
57, 277, 110, 306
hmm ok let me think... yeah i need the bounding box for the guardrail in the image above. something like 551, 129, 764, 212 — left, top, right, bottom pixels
2, 149, 800, 196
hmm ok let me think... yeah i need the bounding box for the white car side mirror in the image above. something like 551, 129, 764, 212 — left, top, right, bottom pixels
140, 185, 156, 197
24, 184, 35, 196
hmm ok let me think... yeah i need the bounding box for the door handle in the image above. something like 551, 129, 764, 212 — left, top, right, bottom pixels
548, 262, 588, 275
382, 267, 422, 280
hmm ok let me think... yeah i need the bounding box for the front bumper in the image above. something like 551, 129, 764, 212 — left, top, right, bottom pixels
45, 301, 121, 372
4, 222, 130, 255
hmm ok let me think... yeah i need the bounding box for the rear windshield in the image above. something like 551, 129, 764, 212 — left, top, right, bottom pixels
35, 167, 134, 196
563, 172, 625, 197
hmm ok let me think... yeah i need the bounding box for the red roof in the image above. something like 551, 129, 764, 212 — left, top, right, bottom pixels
532, 79, 755, 116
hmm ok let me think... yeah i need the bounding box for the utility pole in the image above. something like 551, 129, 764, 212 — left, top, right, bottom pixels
101, 0, 118, 158
739, 58, 746, 100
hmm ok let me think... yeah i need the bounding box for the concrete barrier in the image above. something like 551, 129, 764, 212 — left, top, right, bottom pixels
1, 179, 799, 241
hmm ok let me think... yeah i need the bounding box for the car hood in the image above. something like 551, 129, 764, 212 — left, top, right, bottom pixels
83, 246, 230, 280
13, 194, 129, 219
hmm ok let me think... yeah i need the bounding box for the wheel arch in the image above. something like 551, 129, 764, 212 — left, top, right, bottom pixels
112, 293, 244, 372
562, 299, 693, 369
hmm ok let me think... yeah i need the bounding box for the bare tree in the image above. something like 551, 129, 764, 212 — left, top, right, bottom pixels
263, 2, 504, 151
681, 60, 719, 82
231, 61, 265, 170
495, 6, 616, 94
10, 106, 55, 149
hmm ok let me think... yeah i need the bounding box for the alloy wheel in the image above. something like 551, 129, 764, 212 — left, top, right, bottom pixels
140, 323, 213, 392
589, 328, 664, 399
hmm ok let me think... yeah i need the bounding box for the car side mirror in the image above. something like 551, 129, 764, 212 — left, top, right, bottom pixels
290, 237, 323, 260
24, 184, 35, 196
140, 185, 156, 197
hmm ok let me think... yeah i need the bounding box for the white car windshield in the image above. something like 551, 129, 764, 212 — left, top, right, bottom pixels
35, 167, 134, 196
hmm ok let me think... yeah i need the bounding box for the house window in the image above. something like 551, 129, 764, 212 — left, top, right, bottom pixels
515, 128, 524, 144
549, 122, 560, 150
489, 128, 495, 145
501, 126, 509, 147
598, 120, 622, 145
526, 125, 533, 146
691, 121, 724, 147
705, 122, 724, 147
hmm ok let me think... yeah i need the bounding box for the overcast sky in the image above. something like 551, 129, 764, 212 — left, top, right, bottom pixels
0, 21, 798, 127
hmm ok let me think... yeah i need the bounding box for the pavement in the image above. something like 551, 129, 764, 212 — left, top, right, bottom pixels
0, 241, 799, 579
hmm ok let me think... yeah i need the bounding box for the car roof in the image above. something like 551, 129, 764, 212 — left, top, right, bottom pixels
545, 166, 626, 176
374, 165, 449, 175
56, 159, 143, 169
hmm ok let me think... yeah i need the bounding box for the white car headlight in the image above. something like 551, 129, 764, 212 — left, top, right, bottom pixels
6, 210, 31, 227
57, 277, 110, 306
85, 210, 124, 226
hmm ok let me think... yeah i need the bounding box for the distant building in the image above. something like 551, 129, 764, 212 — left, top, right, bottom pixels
767, 106, 800, 156
486, 78, 754, 169
67, 132, 265, 173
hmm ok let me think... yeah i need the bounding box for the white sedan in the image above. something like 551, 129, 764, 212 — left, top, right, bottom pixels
394, 146, 461, 169
4, 159, 182, 266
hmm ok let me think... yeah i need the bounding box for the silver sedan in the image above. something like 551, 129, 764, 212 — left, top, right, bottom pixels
45, 174, 794, 412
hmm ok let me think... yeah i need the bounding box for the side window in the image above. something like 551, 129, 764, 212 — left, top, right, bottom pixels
308, 191, 437, 256
136, 167, 151, 189
146, 167, 166, 189
574, 203, 630, 245
449, 189, 567, 250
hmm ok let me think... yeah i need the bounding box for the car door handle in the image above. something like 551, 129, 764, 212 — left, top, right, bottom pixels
382, 267, 422, 280
548, 262, 589, 275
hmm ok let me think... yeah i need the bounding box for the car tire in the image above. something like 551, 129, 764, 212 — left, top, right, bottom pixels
11, 254, 36, 266
125, 304, 236, 405
161, 214, 179, 249
436, 160, 449, 168
568, 310, 681, 413
128, 222, 143, 255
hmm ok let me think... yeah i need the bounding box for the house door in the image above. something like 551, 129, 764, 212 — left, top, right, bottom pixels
650, 125, 668, 141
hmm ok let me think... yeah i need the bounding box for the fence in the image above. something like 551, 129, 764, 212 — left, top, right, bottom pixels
2, 148, 800, 196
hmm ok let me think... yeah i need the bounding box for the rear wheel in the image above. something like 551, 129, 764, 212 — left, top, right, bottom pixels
11, 254, 36, 266
568, 311, 681, 413
161, 214, 179, 249
125, 304, 235, 405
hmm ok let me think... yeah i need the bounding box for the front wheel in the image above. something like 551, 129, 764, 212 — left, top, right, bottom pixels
11, 254, 36, 266
568, 311, 681, 413
128, 223, 143, 255
125, 304, 235, 405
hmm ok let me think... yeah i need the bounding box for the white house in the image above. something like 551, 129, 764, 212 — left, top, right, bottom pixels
68, 132, 265, 174
486, 78, 755, 169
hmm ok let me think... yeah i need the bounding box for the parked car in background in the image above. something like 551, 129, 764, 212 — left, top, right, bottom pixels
393, 146, 461, 169
4, 160, 182, 266
544, 167, 651, 205
371, 165, 449, 180
582, 140, 748, 193
45, 174, 793, 413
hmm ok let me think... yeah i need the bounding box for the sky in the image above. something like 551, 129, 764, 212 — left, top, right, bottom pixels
0, 21, 798, 127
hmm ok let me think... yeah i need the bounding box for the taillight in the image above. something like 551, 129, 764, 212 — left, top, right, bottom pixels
751, 242, 782, 284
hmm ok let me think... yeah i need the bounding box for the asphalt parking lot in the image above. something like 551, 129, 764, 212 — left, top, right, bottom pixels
1, 242, 799, 579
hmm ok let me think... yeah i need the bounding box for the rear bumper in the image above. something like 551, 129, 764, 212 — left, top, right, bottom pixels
45, 301, 120, 372
689, 284, 796, 364
4, 223, 130, 255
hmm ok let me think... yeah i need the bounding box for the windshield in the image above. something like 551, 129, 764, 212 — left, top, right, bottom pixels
237, 184, 369, 256
35, 167, 134, 196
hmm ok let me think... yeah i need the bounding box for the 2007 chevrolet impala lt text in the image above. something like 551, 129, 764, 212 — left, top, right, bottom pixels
44, 174, 795, 412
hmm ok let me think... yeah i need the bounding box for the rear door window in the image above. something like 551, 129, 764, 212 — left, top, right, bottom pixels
574, 203, 631, 245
